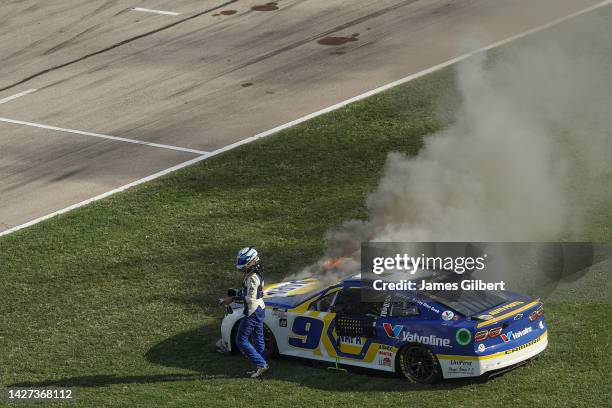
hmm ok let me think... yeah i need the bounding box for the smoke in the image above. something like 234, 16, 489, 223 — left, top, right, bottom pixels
288, 256, 361, 286
295, 10, 612, 281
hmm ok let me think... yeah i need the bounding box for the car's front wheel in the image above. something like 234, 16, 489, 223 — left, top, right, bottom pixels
231, 321, 278, 359
398, 344, 443, 384
263, 324, 279, 359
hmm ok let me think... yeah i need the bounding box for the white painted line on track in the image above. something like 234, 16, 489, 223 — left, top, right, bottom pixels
0, 117, 208, 155
1, 0, 611, 237
0, 89, 37, 105
130, 7, 181, 16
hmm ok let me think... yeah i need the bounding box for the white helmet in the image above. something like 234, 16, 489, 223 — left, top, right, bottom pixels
236, 247, 260, 271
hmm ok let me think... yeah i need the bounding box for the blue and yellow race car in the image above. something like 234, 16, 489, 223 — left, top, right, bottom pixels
218, 270, 547, 383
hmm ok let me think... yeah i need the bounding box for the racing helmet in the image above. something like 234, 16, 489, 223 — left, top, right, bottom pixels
236, 247, 260, 272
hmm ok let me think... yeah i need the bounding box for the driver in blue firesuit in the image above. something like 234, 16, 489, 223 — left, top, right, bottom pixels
223, 247, 269, 378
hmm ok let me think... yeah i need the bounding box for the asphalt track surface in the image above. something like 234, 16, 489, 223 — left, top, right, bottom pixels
0, 0, 604, 233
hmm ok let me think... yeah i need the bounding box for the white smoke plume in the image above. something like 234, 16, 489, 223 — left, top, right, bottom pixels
291, 10, 612, 281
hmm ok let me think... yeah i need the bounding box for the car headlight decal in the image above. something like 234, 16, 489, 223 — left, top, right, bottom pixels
475, 326, 503, 342
529, 305, 544, 322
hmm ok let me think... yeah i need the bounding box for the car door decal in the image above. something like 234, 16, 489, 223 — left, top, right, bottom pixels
324, 319, 373, 360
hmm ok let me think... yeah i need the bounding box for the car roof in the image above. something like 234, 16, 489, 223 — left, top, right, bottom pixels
338, 271, 527, 316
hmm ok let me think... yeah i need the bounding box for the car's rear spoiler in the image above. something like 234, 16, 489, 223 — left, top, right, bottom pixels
472, 299, 542, 328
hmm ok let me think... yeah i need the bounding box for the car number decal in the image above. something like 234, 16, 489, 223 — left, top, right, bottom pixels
288, 316, 324, 349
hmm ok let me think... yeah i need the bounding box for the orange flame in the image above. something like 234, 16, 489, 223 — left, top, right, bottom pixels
322, 257, 344, 271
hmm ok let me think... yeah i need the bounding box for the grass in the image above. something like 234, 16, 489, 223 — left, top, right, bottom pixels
1, 7, 611, 408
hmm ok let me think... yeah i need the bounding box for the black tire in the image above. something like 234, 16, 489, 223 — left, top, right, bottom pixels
398, 344, 443, 384
263, 324, 279, 359
230, 323, 240, 355
231, 321, 279, 359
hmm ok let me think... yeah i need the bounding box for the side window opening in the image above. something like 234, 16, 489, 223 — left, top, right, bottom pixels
334, 288, 384, 317
387, 299, 420, 317
320, 289, 422, 318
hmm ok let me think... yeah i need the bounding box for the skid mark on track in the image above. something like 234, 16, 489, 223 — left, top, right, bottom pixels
43, 24, 102, 56
0, 0, 239, 93
84, 0, 121, 19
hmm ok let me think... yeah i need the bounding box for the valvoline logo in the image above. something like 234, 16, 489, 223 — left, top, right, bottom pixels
501, 326, 533, 342
383, 323, 403, 338
382, 323, 451, 347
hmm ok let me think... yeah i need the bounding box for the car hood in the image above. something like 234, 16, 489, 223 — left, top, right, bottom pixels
263, 278, 323, 309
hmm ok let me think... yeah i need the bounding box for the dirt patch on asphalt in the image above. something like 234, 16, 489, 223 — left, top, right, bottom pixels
252, 2, 278, 11
318, 33, 359, 46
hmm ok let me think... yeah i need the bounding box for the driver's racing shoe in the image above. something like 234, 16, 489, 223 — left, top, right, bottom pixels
248, 364, 269, 378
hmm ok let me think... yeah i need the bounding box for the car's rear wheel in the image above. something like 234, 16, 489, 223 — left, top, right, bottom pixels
398, 344, 443, 384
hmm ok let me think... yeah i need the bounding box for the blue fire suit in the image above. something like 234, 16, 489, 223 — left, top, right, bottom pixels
233, 271, 267, 368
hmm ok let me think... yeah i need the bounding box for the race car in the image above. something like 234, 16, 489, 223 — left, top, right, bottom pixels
217, 271, 547, 383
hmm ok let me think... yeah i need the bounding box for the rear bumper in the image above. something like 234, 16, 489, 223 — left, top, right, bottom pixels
479, 331, 548, 375
438, 331, 548, 378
